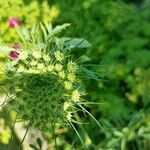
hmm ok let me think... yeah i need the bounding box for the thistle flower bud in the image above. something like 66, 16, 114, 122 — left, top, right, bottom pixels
71, 90, 80, 102
47, 65, 54, 72
27, 69, 35, 74
55, 63, 63, 72
37, 63, 45, 70
20, 51, 28, 60
63, 102, 70, 111
66, 112, 72, 121
58, 71, 65, 79
43, 54, 51, 62
55, 51, 64, 62
18, 65, 25, 72
3, 24, 89, 140
64, 81, 72, 90
30, 61, 38, 66
32, 51, 41, 59
67, 61, 77, 72
67, 73, 76, 82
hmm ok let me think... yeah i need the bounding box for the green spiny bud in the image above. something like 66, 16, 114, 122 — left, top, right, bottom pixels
58, 71, 65, 79
67, 61, 77, 72
55, 51, 64, 62
20, 51, 28, 60
32, 51, 41, 59
47, 65, 54, 72
64, 81, 73, 90
37, 63, 45, 71
30, 61, 38, 66
66, 112, 72, 121
71, 90, 80, 102
67, 73, 76, 82
55, 63, 63, 72
43, 54, 51, 62
63, 102, 71, 111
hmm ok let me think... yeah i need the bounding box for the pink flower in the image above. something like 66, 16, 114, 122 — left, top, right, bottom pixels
9, 51, 20, 60
12, 44, 21, 49
8, 18, 20, 28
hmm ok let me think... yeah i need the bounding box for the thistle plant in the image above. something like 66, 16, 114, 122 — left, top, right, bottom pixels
0, 23, 99, 149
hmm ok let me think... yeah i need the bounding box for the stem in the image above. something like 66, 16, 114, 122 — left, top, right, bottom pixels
69, 121, 87, 150
17, 126, 29, 150
74, 112, 92, 145
51, 123, 58, 150
0, 87, 9, 108
7, 114, 18, 150
77, 103, 110, 137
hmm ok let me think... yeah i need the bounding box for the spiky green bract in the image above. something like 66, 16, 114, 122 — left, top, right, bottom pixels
2, 23, 91, 133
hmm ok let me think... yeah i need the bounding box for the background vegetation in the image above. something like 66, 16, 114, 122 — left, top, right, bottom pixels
0, 0, 150, 149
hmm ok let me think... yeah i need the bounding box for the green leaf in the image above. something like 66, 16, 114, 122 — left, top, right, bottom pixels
29, 144, 40, 150
113, 131, 123, 137
128, 112, 142, 128
36, 138, 42, 148
40, 22, 48, 41
80, 67, 99, 80
107, 138, 120, 147
141, 134, 150, 139
66, 38, 91, 48
121, 139, 126, 150
78, 55, 91, 63
48, 23, 70, 38
16, 26, 31, 42
45, 22, 52, 34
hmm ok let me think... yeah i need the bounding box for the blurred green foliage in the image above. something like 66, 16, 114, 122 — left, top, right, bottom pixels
0, 0, 59, 43
0, 0, 150, 149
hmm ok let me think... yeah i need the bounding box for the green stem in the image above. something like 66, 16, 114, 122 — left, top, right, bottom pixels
7, 114, 18, 150
51, 123, 58, 150
17, 126, 29, 150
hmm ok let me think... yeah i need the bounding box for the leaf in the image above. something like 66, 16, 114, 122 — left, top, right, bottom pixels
55, 37, 70, 49
78, 55, 91, 63
16, 26, 31, 42
29, 144, 40, 150
36, 138, 42, 148
121, 139, 126, 150
69, 121, 87, 150
40, 22, 48, 41
107, 138, 120, 147
45, 22, 52, 34
66, 38, 91, 49
30, 24, 39, 42
113, 131, 123, 137
48, 23, 70, 38
80, 67, 99, 80
128, 112, 142, 127
141, 134, 150, 139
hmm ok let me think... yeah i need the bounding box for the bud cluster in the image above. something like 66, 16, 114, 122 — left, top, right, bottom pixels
6, 49, 82, 131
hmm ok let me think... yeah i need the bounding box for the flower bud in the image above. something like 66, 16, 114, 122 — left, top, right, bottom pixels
67, 73, 76, 82
64, 81, 72, 90
55, 63, 63, 72
67, 61, 77, 72
55, 51, 64, 62
8, 18, 20, 28
71, 90, 80, 102
43, 54, 51, 62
